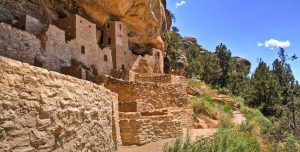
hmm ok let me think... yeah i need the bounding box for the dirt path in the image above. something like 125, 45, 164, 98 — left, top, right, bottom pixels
117, 128, 217, 152
233, 110, 246, 124
117, 138, 174, 152
117, 111, 245, 152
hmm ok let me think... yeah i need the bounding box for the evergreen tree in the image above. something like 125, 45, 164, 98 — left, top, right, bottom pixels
273, 48, 295, 105
246, 59, 282, 116
227, 59, 250, 96
201, 52, 222, 85
215, 43, 232, 88
163, 27, 183, 73
186, 44, 202, 78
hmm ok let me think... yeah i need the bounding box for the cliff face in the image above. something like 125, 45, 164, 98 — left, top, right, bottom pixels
0, 0, 168, 53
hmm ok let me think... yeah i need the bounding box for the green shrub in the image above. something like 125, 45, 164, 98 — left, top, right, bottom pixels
223, 104, 233, 114
212, 128, 261, 152
190, 95, 217, 119
164, 126, 261, 152
163, 130, 192, 152
239, 120, 254, 133
188, 79, 211, 88
268, 134, 300, 152
240, 106, 273, 134
234, 96, 245, 108
163, 137, 183, 152
218, 87, 231, 95
218, 116, 234, 129
192, 113, 199, 120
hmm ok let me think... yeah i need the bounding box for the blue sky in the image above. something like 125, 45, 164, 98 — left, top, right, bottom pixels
167, 0, 300, 81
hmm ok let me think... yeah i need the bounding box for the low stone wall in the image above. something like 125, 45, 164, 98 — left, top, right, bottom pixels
0, 56, 121, 151
169, 108, 193, 128
119, 112, 182, 145
100, 76, 187, 112
0, 23, 42, 65
134, 74, 172, 84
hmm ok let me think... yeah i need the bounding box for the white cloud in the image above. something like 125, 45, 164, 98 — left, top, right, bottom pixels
258, 39, 291, 49
175, 0, 186, 8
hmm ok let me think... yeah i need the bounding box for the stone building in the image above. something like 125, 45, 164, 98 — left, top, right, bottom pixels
13, 15, 47, 35
0, 13, 193, 149
2, 14, 166, 83
100, 21, 136, 70
53, 15, 113, 76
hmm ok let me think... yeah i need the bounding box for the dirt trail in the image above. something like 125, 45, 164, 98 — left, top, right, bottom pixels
233, 110, 246, 124
117, 129, 217, 152
117, 111, 245, 152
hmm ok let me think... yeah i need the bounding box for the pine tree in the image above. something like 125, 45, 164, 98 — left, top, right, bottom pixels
163, 27, 183, 73
215, 43, 232, 88
247, 59, 282, 116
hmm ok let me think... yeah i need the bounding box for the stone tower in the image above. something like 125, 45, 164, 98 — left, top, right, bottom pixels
101, 21, 134, 70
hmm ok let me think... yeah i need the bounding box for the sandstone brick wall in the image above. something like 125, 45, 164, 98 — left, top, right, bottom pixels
14, 15, 47, 35
37, 25, 72, 71
0, 23, 42, 65
134, 74, 172, 84
169, 108, 193, 128
119, 112, 182, 145
131, 49, 164, 74
100, 76, 188, 112
0, 56, 121, 151
0, 23, 71, 73
54, 15, 114, 76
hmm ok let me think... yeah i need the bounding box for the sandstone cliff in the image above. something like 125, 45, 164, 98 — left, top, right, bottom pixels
0, 0, 169, 53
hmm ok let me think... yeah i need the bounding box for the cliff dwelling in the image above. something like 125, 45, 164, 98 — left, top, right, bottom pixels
0, 10, 192, 151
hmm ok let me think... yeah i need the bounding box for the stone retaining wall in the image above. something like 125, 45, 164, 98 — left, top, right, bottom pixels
0, 23, 42, 65
100, 76, 188, 112
119, 112, 182, 145
0, 56, 121, 151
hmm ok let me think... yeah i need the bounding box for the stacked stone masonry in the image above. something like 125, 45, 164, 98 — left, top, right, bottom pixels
0, 23, 42, 65
0, 56, 121, 151
100, 76, 188, 112
0, 13, 194, 148
100, 76, 193, 145
119, 112, 182, 146
0, 14, 165, 82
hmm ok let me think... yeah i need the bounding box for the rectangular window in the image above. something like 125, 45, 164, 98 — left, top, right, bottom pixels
107, 23, 110, 28
119, 24, 122, 30
81, 46, 85, 54
108, 38, 111, 45
104, 55, 108, 61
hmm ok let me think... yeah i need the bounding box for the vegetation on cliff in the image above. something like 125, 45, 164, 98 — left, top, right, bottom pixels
163, 24, 300, 151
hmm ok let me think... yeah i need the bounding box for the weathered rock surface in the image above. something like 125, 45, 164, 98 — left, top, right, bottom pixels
0, 0, 168, 53
0, 56, 121, 151
182, 37, 209, 53
232, 56, 252, 67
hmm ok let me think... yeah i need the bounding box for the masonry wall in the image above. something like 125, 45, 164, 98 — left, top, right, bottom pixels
169, 108, 193, 128
119, 112, 182, 145
0, 56, 121, 152
53, 16, 76, 41
37, 25, 72, 71
100, 76, 188, 112
112, 21, 137, 70
13, 15, 47, 35
0, 23, 42, 65
101, 21, 137, 70
134, 74, 172, 84
131, 49, 164, 74
98, 47, 114, 75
